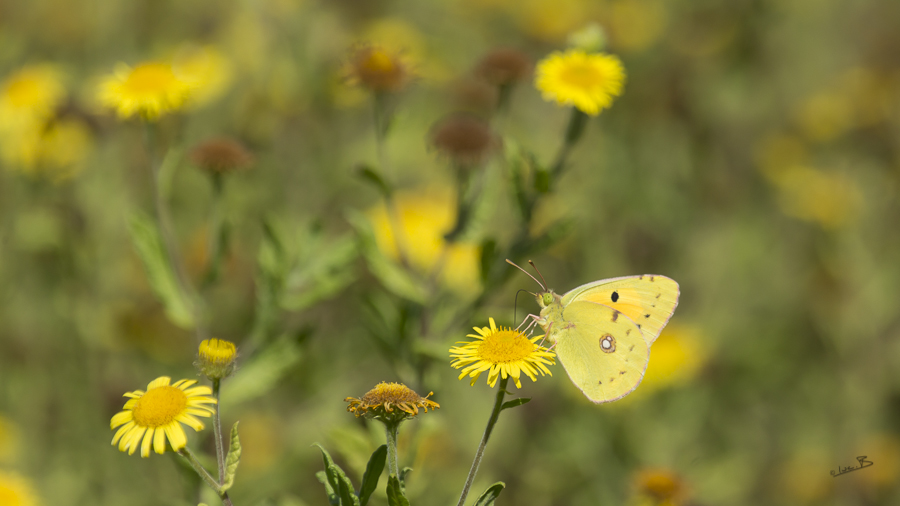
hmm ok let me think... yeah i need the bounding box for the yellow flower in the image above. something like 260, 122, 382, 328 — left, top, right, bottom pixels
366, 188, 481, 294
640, 324, 706, 391
345, 382, 439, 423
0, 470, 40, 506
196, 338, 238, 380
346, 45, 411, 93
0, 64, 66, 131
774, 166, 862, 229
97, 62, 192, 120
535, 49, 625, 116
173, 45, 234, 108
110, 376, 217, 458
450, 317, 556, 388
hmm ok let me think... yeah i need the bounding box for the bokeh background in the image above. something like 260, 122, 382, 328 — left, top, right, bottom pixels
2, 0, 900, 505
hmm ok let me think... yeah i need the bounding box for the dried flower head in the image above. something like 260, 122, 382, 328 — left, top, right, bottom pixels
451, 78, 498, 113
429, 113, 499, 167
345, 382, 439, 423
475, 48, 532, 87
346, 45, 411, 93
634, 468, 688, 505
196, 338, 237, 380
189, 137, 253, 174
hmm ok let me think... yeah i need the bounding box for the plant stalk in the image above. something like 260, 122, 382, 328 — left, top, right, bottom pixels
385, 421, 401, 477
456, 376, 509, 506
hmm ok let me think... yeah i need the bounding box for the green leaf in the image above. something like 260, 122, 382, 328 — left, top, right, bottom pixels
500, 398, 531, 411
346, 210, 427, 303
280, 232, 358, 312
473, 482, 506, 506
315, 471, 339, 506
220, 422, 242, 492
359, 445, 387, 506
357, 164, 393, 198
386, 475, 410, 506
314, 443, 360, 506
398, 467, 412, 494
223, 335, 303, 405
126, 212, 194, 328
479, 239, 496, 283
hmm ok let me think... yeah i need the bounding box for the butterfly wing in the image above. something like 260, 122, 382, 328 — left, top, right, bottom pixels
561, 275, 679, 345
550, 300, 649, 404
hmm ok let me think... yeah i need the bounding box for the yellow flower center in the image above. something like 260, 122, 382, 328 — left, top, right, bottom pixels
362, 382, 420, 405
477, 329, 535, 363
199, 338, 236, 364
361, 50, 397, 75
132, 386, 187, 427
558, 62, 604, 90
123, 63, 180, 94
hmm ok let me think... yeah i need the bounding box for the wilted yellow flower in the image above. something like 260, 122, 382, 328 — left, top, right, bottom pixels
346, 45, 411, 93
366, 188, 481, 294
110, 376, 216, 457
450, 317, 556, 388
345, 382, 439, 423
173, 45, 234, 107
475, 48, 532, 87
633, 468, 688, 506
189, 137, 254, 175
0, 470, 40, 506
429, 113, 499, 167
535, 49, 625, 116
97, 62, 193, 120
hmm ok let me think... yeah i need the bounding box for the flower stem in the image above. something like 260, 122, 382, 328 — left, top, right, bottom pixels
385, 421, 400, 477
456, 376, 509, 506
212, 379, 226, 483
178, 447, 222, 496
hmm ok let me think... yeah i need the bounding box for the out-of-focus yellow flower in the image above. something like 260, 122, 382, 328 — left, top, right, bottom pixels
775, 166, 862, 229
450, 317, 556, 388
173, 45, 234, 108
856, 434, 900, 488
632, 468, 688, 506
754, 133, 809, 183
0, 415, 19, 463
641, 324, 706, 391
794, 90, 855, 142
110, 376, 216, 458
516, 0, 596, 42
366, 188, 481, 294
0, 64, 66, 132
0, 470, 40, 506
608, 0, 667, 53
777, 447, 833, 503
97, 62, 192, 120
535, 49, 625, 116
346, 45, 412, 93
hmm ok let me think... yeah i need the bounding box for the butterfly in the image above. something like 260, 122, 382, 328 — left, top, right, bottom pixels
508, 260, 680, 404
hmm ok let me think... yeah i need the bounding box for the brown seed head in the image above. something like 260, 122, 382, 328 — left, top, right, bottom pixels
475, 48, 531, 87
345, 382, 439, 423
635, 468, 688, 504
189, 137, 254, 174
430, 113, 499, 167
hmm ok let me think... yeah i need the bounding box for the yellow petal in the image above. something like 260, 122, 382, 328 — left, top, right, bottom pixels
147, 376, 171, 389
111, 421, 134, 446
110, 410, 133, 429
165, 423, 187, 450
176, 413, 205, 431
141, 428, 154, 458
153, 425, 167, 454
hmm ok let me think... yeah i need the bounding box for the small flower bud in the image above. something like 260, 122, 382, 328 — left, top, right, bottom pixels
196, 338, 237, 380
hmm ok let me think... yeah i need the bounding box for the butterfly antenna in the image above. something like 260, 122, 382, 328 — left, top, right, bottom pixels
506, 259, 545, 291
528, 260, 548, 290
513, 289, 536, 325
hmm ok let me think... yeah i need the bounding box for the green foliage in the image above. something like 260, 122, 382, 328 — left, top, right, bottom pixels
126, 212, 194, 328
221, 421, 242, 492
499, 398, 531, 411
222, 334, 304, 406
359, 445, 387, 506
473, 482, 505, 506
315, 443, 388, 506
386, 475, 410, 506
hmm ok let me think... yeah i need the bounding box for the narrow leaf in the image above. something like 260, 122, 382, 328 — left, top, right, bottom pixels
223, 336, 303, 405
359, 445, 387, 506
338, 477, 359, 506
473, 482, 506, 506
314, 444, 341, 504
314, 443, 360, 506
315, 471, 339, 506
220, 421, 242, 492
357, 164, 393, 198
500, 398, 531, 411
127, 212, 194, 328
386, 475, 410, 506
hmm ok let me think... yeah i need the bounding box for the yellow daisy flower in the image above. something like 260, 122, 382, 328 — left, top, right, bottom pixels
346, 45, 411, 93
535, 49, 625, 116
110, 376, 217, 458
0, 470, 40, 506
0, 64, 66, 131
97, 62, 193, 120
450, 318, 556, 388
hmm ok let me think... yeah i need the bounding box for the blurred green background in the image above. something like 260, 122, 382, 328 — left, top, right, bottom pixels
2, 0, 900, 505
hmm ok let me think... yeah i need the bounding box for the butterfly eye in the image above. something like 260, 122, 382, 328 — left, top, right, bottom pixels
599, 334, 616, 353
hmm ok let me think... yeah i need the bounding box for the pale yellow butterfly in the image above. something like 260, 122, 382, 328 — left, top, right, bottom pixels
508, 260, 680, 404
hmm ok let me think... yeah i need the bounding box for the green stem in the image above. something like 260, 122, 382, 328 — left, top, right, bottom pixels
212, 379, 226, 483
385, 421, 400, 477
456, 376, 509, 506
545, 108, 589, 190
178, 446, 221, 495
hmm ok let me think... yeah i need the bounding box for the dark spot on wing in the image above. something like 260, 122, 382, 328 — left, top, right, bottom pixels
656, 293, 661, 299
598, 380, 602, 385
611, 311, 619, 322
619, 371, 626, 375
629, 345, 634, 351
644, 314, 650, 319
611, 290, 619, 302
637, 324, 642, 330
609, 376, 615, 383
650, 276, 655, 282
626, 329, 631, 335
